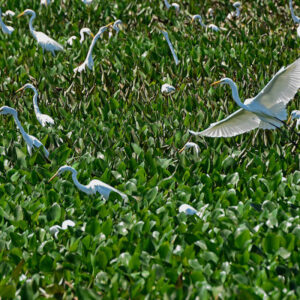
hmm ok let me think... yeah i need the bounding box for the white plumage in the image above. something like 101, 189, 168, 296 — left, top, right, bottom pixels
0, 8, 14, 34
227, 2, 242, 20
161, 83, 175, 94
50, 220, 75, 239
17, 84, 54, 127
291, 110, 300, 129
161, 30, 180, 65
192, 15, 221, 32
2, 10, 15, 17
18, 9, 63, 56
82, 0, 94, 5
40, 0, 51, 6
179, 142, 200, 155
0, 106, 49, 157
189, 57, 300, 137
49, 166, 128, 200
289, 0, 300, 24
67, 27, 94, 46
163, 0, 180, 12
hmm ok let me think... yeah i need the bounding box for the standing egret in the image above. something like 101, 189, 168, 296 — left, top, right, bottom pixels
163, 0, 180, 13
161, 83, 175, 94
161, 30, 179, 65
192, 15, 220, 32
18, 9, 64, 56
16, 84, 54, 127
289, 0, 300, 24
73, 23, 113, 73
179, 142, 200, 155
50, 220, 75, 239
67, 28, 94, 46
227, 2, 241, 20
0, 106, 49, 157
2, 10, 15, 17
0, 8, 14, 35
49, 165, 128, 200
289, 110, 300, 130
189, 57, 300, 138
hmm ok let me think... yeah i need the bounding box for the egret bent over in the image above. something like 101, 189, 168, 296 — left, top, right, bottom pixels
0, 8, 14, 34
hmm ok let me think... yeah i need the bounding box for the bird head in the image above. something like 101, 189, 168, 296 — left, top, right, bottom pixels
233, 2, 241, 8
80, 28, 94, 38
16, 83, 36, 94
191, 15, 202, 23
49, 165, 76, 182
0, 106, 17, 116
18, 9, 35, 18
211, 78, 234, 87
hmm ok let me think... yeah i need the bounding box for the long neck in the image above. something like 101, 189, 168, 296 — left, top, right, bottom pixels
32, 91, 41, 114
164, 34, 179, 65
198, 18, 206, 28
290, 1, 298, 22
85, 35, 99, 62
12, 113, 30, 140
29, 14, 37, 40
235, 7, 240, 17
164, 0, 171, 9
228, 82, 247, 109
71, 172, 90, 194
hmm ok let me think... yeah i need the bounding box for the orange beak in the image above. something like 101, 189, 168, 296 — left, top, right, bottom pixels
16, 87, 25, 93
179, 146, 186, 153
48, 172, 58, 183
17, 12, 25, 18
211, 80, 221, 86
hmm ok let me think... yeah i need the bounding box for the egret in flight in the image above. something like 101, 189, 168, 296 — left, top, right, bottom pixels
74, 23, 113, 73
179, 142, 200, 155
189, 57, 300, 138
16, 84, 54, 127
0, 106, 49, 157
18, 9, 63, 56
161, 83, 175, 94
49, 165, 128, 200
67, 28, 94, 46
0, 8, 14, 35
191, 15, 220, 32
161, 30, 179, 65
50, 220, 75, 239
227, 2, 241, 20
163, 0, 180, 13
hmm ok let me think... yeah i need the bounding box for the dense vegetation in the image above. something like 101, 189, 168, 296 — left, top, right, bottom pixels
0, 0, 299, 298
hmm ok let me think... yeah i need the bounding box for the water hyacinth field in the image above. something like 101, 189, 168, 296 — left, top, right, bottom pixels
0, 0, 299, 298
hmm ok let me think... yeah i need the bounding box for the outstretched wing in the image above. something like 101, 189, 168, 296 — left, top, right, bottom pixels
253, 57, 300, 111
189, 108, 260, 137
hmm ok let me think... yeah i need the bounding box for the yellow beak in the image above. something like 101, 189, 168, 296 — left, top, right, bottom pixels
48, 172, 58, 183
179, 146, 186, 153
17, 12, 25, 18
211, 80, 221, 86
16, 87, 25, 93
106, 22, 115, 27
287, 115, 292, 124
90, 32, 95, 38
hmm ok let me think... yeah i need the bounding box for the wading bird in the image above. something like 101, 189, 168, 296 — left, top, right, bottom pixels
16, 84, 54, 127
161, 30, 179, 65
179, 142, 200, 155
163, 0, 180, 13
49, 165, 128, 200
67, 27, 94, 46
0, 106, 49, 157
189, 57, 300, 137
227, 2, 241, 20
74, 23, 113, 73
191, 15, 220, 32
290, 110, 300, 129
50, 220, 75, 239
0, 8, 14, 34
161, 83, 175, 94
18, 9, 63, 56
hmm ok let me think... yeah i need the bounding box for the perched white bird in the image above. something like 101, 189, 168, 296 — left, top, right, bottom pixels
49, 165, 128, 200
74, 24, 112, 73
289, 0, 300, 23
189, 57, 300, 138
0, 106, 49, 157
67, 27, 94, 46
16, 84, 54, 127
192, 15, 220, 32
161, 83, 176, 94
179, 142, 200, 155
227, 2, 241, 20
179, 204, 208, 218
290, 110, 300, 129
161, 30, 179, 65
163, 0, 180, 12
0, 8, 14, 35
18, 9, 64, 56
50, 220, 75, 239
2, 10, 15, 17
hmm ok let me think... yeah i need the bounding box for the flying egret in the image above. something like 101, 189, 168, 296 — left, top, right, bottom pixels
50, 220, 75, 239
16, 84, 54, 127
163, 0, 180, 13
289, 110, 300, 129
161, 83, 175, 94
67, 28, 94, 46
0, 8, 14, 35
49, 165, 128, 200
0, 106, 49, 157
161, 30, 179, 65
192, 15, 220, 32
227, 2, 241, 20
289, 0, 300, 23
74, 23, 113, 73
18, 9, 64, 56
189, 57, 300, 138
179, 142, 200, 155
2, 10, 15, 17
179, 204, 208, 218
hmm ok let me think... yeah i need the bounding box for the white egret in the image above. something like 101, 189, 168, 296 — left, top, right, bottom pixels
16, 84, 54, 127
179, 204, 208, 218
49, 165, 128, 200
207, 8, 214, 17
161, 83, 175, 94
290, 110, 300, 129
0, 8, 14, 35
189, 57, 300, 138
179, 142, 200, 155
74, 23, 113, 73
289, 0, 300, 24
109, 20, 123, 38
161, 30, 179, 65
67, 27, 94, 46
192, 15, 220, 32
40, 0, 51, 6
0, 106, 49, 157
18, 9, 64, 56
163, 0, 180, 13
227, 2, 241, 20
2, 10, 15, 17
50, 220, 75, 239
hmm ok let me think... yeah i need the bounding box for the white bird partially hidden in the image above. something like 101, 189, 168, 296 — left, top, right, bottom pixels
40, 0, 51, 6
227, 2, 242, 20
18, 9, 64, 56
16, 84, 54, 127
289, 0, 300, 24
161, 83, 176, 94
2, 10, 15, 17
0, 106, 49, 157
109, 20, 123, 38
179, 142, 200, 155
161, 30, 180, 65
192, 15, 220, 32
179, 204, 208, 218
67, 28, 94, 46
50, 220, 75, 239
189, 57, 300, 138
290, 110, 300, 129
82, 0, 94, 5
0, 8, 14, 35
49, 165, 128, 200
74, 24, 112, 73
163, 0, 180, 13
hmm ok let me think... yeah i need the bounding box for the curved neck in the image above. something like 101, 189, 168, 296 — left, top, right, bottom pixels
71, 172, 90, 194
198, 18, 206, 27
227, 82, 247, 109
32, 91, 41, 114
80, 31, 86, 43
29, 14, 37, 39
290, 1, 299, 22
86, 35, 100, 62
12, 114, 29, 140
235, 7, 240, 17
